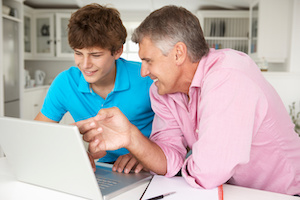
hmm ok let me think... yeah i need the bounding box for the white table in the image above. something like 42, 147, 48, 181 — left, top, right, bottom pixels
0, 157, 298, 200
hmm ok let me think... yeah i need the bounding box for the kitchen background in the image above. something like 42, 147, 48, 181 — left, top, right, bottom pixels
0, 0, 300, 156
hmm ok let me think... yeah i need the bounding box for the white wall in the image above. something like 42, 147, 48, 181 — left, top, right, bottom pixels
288, 0, 300, 72
25, 60, 75, 85
263, 72, 300, 112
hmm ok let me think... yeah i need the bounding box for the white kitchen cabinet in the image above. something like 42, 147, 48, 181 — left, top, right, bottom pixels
197, 10, 249, 54
60, 111, 74, 125
35, 13, 55, 57
22, 86, 48, 120
22, 86, 74, 124
55, 13, 73, 57
24, 9, 75, 60
24, 5, 33, 58
249, 0, 293, 64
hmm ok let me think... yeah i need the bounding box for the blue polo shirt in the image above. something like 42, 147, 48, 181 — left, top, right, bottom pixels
41, 58, 154, 162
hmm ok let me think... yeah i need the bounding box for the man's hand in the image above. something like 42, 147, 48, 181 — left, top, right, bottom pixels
76, 107, 137, 153
76, 107, 168, 175
113, 153, 148, 174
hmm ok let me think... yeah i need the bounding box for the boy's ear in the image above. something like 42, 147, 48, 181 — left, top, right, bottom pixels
113, 46, 124, 59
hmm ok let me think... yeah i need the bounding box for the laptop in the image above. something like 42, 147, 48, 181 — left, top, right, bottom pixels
0, 117, 152, 200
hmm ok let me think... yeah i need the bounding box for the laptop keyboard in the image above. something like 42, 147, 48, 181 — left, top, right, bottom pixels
96, 177, 120, 190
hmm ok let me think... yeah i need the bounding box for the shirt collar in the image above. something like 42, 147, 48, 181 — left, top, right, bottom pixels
190, 48, 215, 89
114, 58, 130, 92
78, 73, 90, 93
77, 58, 130, 93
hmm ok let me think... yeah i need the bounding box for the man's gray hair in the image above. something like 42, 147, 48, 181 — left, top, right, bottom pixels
132, 5, 209, 62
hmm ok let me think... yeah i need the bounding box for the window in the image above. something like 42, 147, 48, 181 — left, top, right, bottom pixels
121, 22, 141, 62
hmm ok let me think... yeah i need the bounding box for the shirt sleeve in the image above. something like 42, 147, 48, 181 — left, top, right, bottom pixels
149, 85, 188, 177
181, 70, 268, 189
41, 72, 68, 122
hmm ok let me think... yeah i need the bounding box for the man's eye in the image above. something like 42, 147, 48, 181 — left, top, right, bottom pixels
143, 59, 151, 63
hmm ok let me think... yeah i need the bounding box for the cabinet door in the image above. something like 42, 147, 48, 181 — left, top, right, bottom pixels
24, 6, 34, 58
35, 13, 55, 57
249, 0, 292, 63
22, 88, 48, 120
56, 13, 73, 57
24, 14, 33, 57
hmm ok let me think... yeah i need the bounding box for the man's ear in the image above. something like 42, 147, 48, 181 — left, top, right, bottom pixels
174, 42, 187, 65
113, 46, 124, 59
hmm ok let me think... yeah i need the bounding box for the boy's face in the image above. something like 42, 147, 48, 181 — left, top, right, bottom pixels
74, 47, 122, 85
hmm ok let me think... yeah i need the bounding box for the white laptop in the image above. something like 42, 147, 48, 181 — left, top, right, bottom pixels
0, 117, 152, 200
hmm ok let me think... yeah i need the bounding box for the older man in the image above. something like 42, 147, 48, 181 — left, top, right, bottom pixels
77, 5, 300, 196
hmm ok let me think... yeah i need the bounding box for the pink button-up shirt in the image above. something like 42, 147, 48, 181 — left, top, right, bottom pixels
149, 49, 300, 195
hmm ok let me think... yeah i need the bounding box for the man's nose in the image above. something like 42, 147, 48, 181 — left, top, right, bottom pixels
141, 63, 150, 77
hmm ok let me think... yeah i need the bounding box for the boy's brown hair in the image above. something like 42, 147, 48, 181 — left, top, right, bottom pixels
68, 3, 127, 55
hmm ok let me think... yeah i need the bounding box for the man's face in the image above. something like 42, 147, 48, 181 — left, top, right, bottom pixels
138, 37, 180, 95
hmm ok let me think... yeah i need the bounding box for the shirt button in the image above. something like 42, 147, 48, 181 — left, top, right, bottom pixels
195, 129, 199, 133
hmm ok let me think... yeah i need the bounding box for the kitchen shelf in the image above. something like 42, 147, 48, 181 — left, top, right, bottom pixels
24, 85, 50, 92
2, 14, 22, 22
197, 10, 249, 54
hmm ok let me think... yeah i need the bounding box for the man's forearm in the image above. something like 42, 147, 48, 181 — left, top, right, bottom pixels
127, 126, 167, 175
